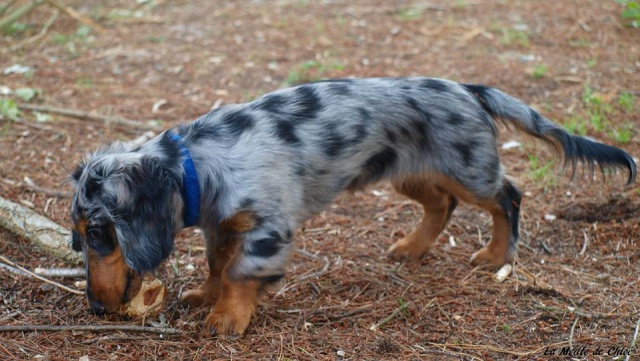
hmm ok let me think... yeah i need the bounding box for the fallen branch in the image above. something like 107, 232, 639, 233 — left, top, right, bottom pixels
0, 0, 18, 18
43, 0, 106, 33
34, 267, 85, 278
0, 0, 44, 33
10, 9, 59, 51
0, 255, 83, 295
17, 103, 158, 131
0, 195, 81, 264
0, 261, 32, 278
0, 324, 180, 334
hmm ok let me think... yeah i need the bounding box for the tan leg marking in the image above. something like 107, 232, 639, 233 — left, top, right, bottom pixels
204, 272, 260, 335
388, 176, 456, 261
469, 205, 515, 267
181, 211, 256, 307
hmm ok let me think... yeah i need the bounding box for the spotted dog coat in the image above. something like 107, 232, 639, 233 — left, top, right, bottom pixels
70, 77, 636, 335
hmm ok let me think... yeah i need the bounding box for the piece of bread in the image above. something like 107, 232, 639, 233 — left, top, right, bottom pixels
121, 277, 166, 318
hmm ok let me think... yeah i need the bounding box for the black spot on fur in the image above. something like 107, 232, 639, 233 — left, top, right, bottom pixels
348, 147, 398, 190
447, 111, 467, 125
421, 78, 449, 92
327, 82, 351, 96
222, 110, 255, 136
240, 198, 255, 209
246, 231, 282, 258
275, 120, 300, 144
293, 85, 323, 118
253, 94, 287, 113
455, 141, 474, 165
385, 126, 398, 144
322, 122, 346, 158
365, 147, 397, 176
182, 119, 222, 143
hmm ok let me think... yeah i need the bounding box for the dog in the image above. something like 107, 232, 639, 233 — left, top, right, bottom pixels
69, 77, 636, 335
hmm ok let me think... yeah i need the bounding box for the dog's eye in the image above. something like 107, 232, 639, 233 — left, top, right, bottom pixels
86, 226, 116, 256
87, 227, 104, 240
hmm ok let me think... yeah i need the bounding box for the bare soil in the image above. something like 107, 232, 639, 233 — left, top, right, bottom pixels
0, 1, 639, 360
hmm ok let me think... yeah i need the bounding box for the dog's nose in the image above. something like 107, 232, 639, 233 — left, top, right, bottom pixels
90, 300, 105, 316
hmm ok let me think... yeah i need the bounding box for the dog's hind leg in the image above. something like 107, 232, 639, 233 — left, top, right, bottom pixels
388, 176, 458, 261
469, 180, 522, 267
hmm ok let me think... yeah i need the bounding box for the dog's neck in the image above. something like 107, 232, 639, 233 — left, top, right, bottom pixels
168, 133, 200, 227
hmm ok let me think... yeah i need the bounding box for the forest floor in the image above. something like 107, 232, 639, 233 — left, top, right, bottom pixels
0, 0, 639, 360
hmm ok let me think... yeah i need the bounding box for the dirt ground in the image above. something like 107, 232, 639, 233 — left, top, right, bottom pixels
1, 0, 639, 360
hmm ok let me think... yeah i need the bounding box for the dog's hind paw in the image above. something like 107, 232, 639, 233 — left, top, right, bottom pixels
387, 238, 429, 262
470, 246, 515, 268
180, 289, 211, 307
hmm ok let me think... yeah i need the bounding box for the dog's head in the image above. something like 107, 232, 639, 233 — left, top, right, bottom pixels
70, 142, 182, 315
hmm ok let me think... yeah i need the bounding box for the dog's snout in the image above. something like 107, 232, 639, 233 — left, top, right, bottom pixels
90, 300, 105, 316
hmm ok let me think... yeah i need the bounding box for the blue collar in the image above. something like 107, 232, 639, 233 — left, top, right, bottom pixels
169, 133, 200, 227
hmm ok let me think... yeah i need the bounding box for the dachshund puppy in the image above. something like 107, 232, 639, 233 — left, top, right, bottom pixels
69, 77, 636, 335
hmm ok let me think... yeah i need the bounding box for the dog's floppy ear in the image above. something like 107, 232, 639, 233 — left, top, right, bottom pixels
107, 155, 180, 274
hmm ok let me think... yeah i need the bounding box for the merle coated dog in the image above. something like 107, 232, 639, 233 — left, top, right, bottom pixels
70, 77, 636, 335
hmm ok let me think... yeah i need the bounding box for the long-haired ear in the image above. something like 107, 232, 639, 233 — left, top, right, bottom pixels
108, 155, 180, 274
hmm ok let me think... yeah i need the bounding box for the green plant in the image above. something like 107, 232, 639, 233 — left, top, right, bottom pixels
396, 7, 422, 21
561, 116, 587, 136
285, 60, 344, 86
501, 323, 512, 334
582, 85, 610, 131
619, 92, 634, 111
586, 58, 597, 68
499, 26, 530, 47
0, 98, 21, 121
14, 87, 41, 102
75, 76, 94, 89
617, 0, 640, 27
608, 124, 633, 144
532, 64, 548, 79
527, 154, 556, 183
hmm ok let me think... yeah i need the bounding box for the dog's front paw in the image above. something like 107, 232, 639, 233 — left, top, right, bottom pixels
204, 303, 254, 336
387, 237, 429, 262
470, 246, 515, 267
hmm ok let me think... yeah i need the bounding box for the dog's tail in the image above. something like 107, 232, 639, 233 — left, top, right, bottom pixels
463, 83, 637, 185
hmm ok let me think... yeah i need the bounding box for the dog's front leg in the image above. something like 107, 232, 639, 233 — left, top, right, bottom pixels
204, 226, 291, 335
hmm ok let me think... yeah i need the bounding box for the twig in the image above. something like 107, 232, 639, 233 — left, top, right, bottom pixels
10, 9, 59, 51
43, 0, 106, 33
17, 103, 157, 130
24, 177, 72, 198
0, 324, 180, 334
125, 131, 156, 148
298, 256, 330, 281
569, 317, 579, 348
369, 301, 411, 331
0, 0, 43, 33
34, 267, 85, 278
0, 261, 32, 278
579, 229, 589, 256
626, 313, 640, 361
0, 0, 18, 17
0, 255, 83, 295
